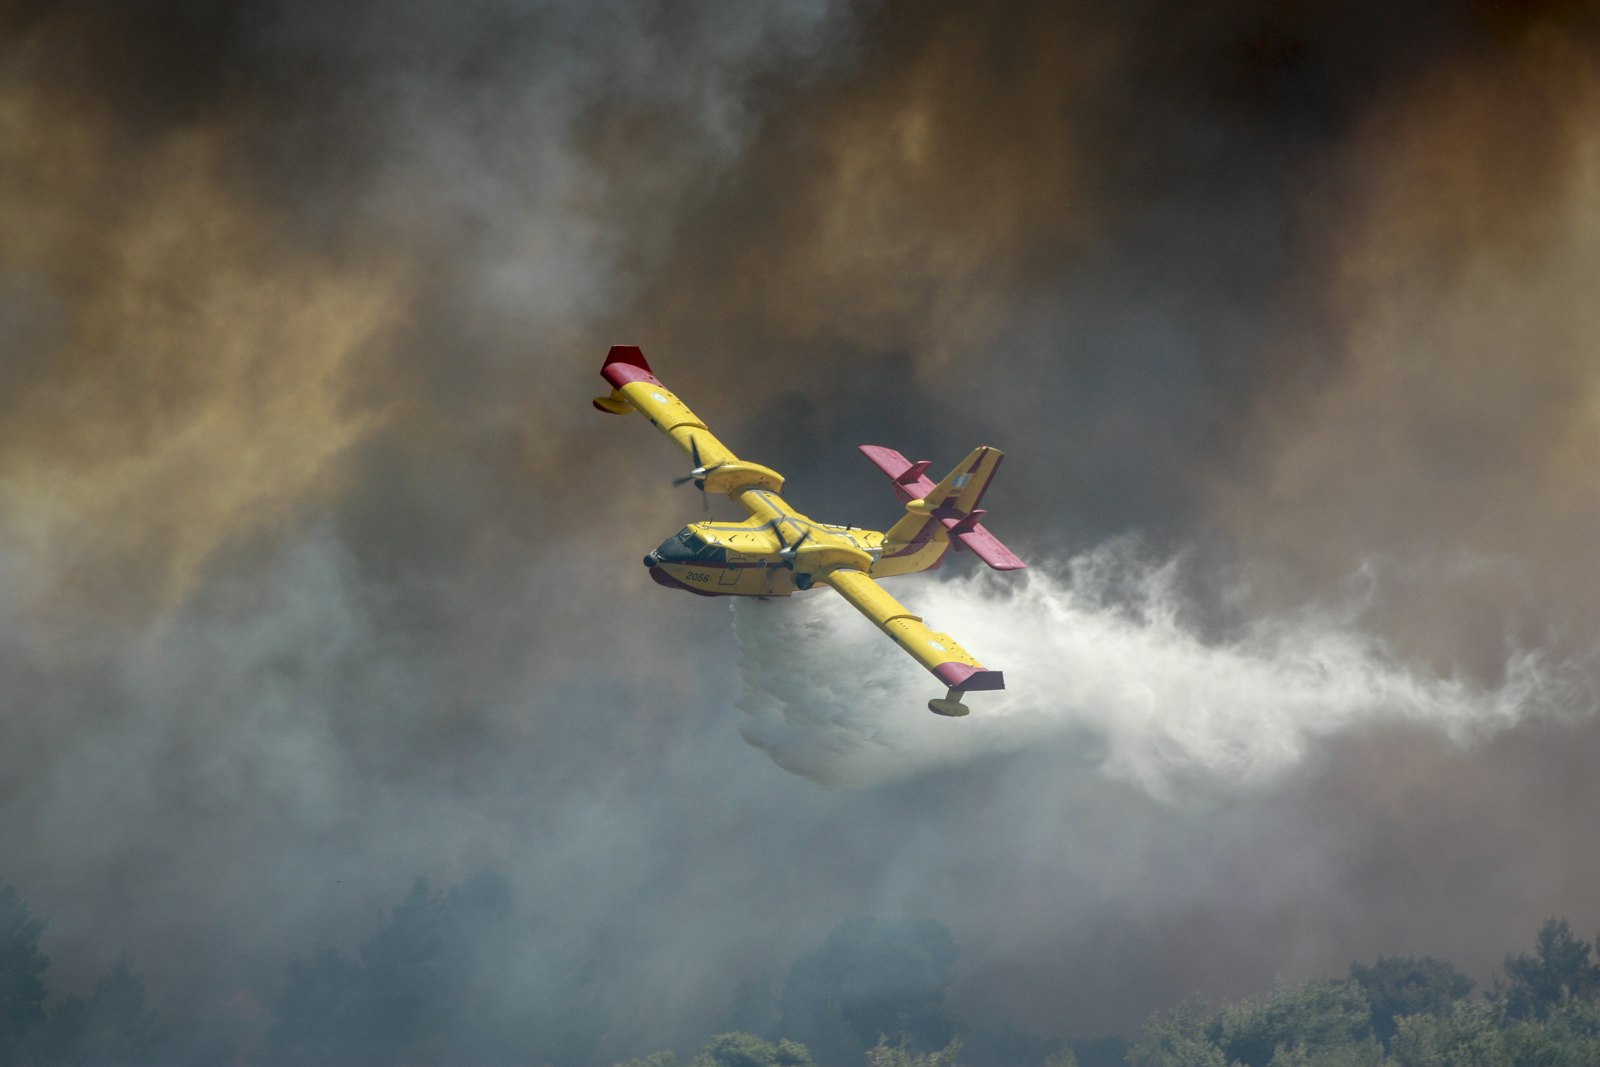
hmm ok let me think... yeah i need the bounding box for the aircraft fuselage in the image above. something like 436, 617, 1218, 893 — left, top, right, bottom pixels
643, 512, 886, 598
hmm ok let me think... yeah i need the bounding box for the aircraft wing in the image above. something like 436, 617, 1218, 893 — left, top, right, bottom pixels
594, 345, 741, 468
595, 345, 788, 502
817, 567, 1004, 705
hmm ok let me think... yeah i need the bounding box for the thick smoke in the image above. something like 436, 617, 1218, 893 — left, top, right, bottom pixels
1204, 15, 1600, 677
1, 0, 1598, 1053
736, 545, 1578, 794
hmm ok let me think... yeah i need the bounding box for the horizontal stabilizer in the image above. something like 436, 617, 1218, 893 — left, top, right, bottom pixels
861, 444, 1026, 572
859, 445, 937, 503
947, 523, 1026, 570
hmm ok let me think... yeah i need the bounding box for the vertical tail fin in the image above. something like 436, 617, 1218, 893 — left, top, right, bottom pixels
921, 445, 1003, 514
862, 445, 1026, 573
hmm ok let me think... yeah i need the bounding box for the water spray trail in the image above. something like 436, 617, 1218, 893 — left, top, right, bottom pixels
734, 542, 1567, 794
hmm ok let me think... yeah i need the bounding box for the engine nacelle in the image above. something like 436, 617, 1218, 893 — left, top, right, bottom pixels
792, 543, 874, 575
701, 461, 785, 495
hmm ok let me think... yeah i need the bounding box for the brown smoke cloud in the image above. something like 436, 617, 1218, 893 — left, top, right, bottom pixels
607, 4, 1111, 374
1208, 23, 1600, 672
1, 0, 1598, 1049
0, 13, 410, 621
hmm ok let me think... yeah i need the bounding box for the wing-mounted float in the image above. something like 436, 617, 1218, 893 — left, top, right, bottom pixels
594, 345, 1025, 717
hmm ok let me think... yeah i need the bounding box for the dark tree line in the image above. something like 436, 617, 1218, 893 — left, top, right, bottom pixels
4, 877, 1600, 1067
0, 874, 598, 1067
1, 886, 160, 1067
1124, 919, 1600, 1067
625, 918, 1600, 1067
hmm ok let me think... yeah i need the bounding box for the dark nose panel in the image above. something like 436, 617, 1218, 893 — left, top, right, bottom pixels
648, 565, 726, 598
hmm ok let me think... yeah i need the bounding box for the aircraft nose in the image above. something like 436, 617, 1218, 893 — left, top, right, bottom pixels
643, 552, 658, 568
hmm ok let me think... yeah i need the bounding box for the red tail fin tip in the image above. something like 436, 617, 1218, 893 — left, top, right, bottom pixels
601, 345, 661, 389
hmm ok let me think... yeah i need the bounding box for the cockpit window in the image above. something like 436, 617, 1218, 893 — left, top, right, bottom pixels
689, 535, 725, 562
658, 530, 727, 564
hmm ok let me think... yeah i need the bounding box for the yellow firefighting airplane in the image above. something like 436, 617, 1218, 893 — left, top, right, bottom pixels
594, 346, 1025, 717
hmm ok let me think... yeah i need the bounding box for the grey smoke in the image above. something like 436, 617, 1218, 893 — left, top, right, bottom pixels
2, 0, 1598, 1056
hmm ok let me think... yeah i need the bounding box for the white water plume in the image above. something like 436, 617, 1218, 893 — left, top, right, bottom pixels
734, 543, 1571, 793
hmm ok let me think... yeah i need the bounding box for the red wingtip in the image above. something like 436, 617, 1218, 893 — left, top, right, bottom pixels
949, 526, 1027, 570
933, 662, 1006, 692
601, 345, 660, 389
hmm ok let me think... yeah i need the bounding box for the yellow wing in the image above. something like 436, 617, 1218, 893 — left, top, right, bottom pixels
818, 568, 1004, 715
594, 345, 785, 498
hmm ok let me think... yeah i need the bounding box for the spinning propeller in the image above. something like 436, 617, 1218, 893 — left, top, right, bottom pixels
775, 523, 810, 568
673, 437, 714, 514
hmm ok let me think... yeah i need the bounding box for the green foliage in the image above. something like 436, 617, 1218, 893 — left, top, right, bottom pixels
1126, 1000, 1227, 1067
1130, 984, 1390, 1067
1500, 919, 1600, 1022
1390, 1000, 1507, 1066
1497, 993, 1600, 1067
863, 1036, 964, 1067
777, 918, 960, 1067
1215, 980, 1376, 1067
1350, 956, 1474, 1049
1263, 1038, 1390, 1066
614, 1053, 681, 1067
0, 885, 49, 1066
690, 1031, 815, 1067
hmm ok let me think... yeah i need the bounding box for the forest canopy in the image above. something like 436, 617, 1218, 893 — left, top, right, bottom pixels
3, 877, 1598, 1067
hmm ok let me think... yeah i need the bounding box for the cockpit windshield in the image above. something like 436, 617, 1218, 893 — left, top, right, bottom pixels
655, 529, 728, 564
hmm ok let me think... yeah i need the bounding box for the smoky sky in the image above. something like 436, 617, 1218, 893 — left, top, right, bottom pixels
1, 0, 1598, 1053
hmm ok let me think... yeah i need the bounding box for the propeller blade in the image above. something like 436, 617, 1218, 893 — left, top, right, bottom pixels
691, 437, 711, 513
672, 436, 710, 487
780, 527, 810, 568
